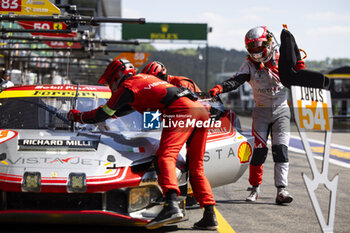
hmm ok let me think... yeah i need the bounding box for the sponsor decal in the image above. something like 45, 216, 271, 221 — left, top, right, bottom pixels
143, 81, 168, 90
2, 156, 106, 166
34, 85, 98, 91
0, 85, 111, 99
18, 139, 98, 150
208, 127, 229, 134
237, 142, 252, 163
204, 147, 236, 162
256, 86, 283, 95
32, 90, 97, 98
47, 157, 79, 164
0, 130, 18, 144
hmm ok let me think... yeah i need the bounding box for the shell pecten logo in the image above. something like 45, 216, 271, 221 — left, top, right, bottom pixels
0, 130, 18, 144
237, 142, 252, 163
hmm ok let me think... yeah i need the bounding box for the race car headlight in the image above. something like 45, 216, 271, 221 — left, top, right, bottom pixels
22, 172, 41, 192
128, 186, 151, 212
67, 173, 87, 193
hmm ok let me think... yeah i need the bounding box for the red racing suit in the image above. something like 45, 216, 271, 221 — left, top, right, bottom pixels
78, 73, 215, 207
167, 75, 201, 92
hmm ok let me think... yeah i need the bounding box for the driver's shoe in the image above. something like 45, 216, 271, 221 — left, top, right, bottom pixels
146, 200, 184, 230
193, 208, 218, 230
276, 188, 293, 204
246, 186, 260, 202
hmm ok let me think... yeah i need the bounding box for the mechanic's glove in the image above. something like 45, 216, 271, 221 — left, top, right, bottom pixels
67, 109, 84, 123
209, 85, 223, 97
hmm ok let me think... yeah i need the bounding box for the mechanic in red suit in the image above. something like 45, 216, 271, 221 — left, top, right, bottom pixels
67, 59, 217, 230
141, 61, 201, 92
141, 61, 205, 207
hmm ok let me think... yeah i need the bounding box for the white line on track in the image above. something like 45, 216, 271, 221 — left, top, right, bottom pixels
241, 125, 350, 169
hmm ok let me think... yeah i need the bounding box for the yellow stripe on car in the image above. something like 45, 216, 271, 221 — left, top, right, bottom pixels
0, 90, 111, 99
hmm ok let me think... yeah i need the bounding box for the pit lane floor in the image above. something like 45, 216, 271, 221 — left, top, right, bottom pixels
2, 117, 350, 233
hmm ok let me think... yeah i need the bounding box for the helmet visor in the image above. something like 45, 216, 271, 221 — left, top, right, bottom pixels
246, 41, 265, 54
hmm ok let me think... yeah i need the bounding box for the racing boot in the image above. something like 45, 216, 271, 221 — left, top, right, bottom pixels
185, 194, 198, 207
246, 186, 260, 202
193, 205, 218, 230
146, 190, 184, 230
276, 187, 293, 204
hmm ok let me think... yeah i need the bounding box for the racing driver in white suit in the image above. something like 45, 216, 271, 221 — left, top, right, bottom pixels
209, 26, 293, 204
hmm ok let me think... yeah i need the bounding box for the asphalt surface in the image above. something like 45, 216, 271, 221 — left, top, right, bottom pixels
1, 117, 349, 233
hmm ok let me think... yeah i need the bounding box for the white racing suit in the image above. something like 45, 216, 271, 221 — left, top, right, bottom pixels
220, 54, 290, 188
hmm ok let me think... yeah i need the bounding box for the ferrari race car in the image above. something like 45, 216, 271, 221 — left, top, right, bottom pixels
0, 84, 254, 226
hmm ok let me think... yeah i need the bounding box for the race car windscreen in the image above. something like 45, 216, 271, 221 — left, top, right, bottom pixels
0, 95, 143, 132
0, 96, 101, 130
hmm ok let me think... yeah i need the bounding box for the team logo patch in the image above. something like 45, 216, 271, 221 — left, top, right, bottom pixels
143, 110, 162, 130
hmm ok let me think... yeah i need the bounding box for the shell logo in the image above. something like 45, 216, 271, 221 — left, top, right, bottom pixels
0, 130, 18, 144
238, 142, 252, 163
